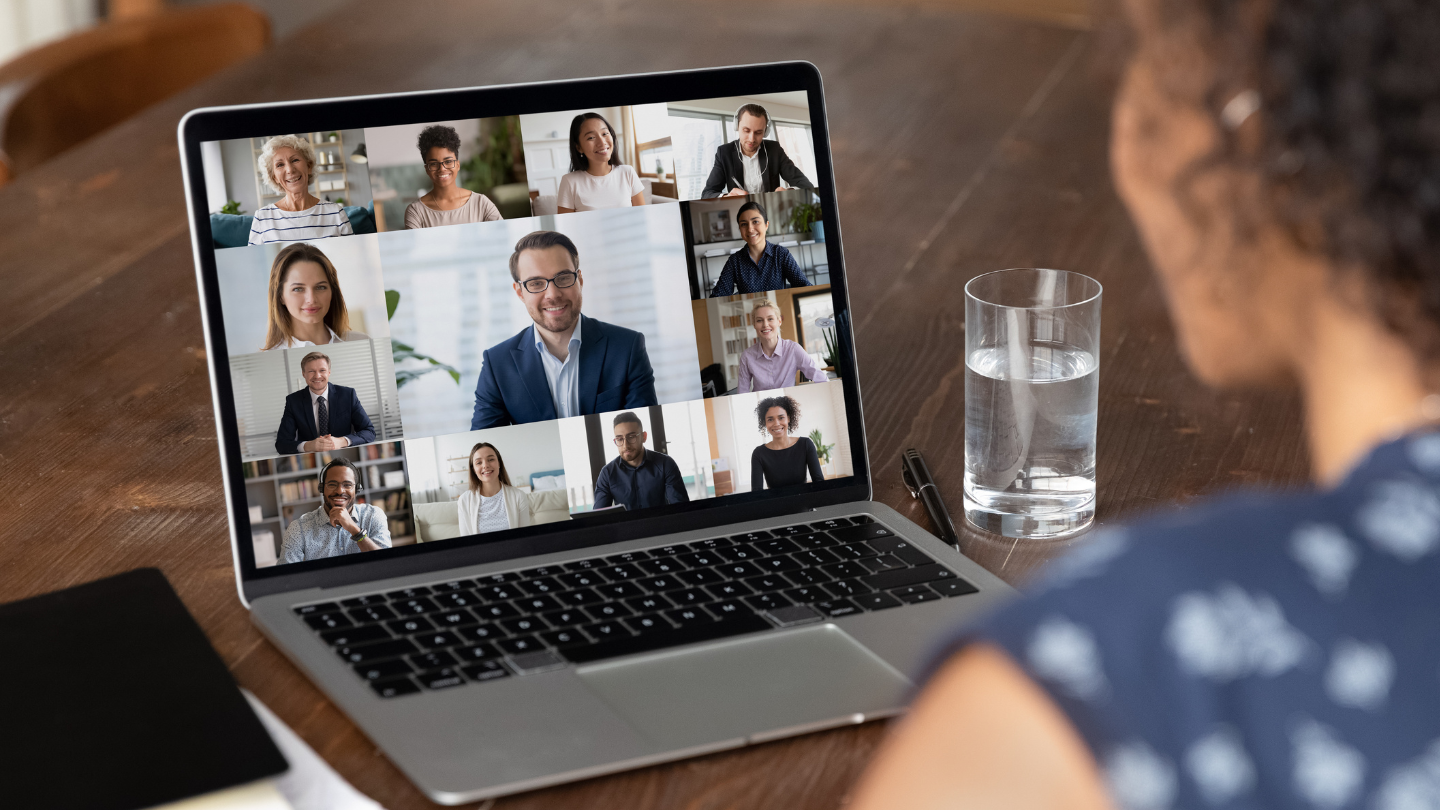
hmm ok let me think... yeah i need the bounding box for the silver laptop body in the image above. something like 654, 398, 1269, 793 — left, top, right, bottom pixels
179, 62, 1015, 803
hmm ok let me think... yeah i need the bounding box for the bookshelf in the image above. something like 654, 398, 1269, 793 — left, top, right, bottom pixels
714, 292, 769, 391
251, 131, 354, 207
241, 441, 414, 567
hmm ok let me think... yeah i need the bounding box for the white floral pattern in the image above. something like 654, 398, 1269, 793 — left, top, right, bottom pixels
1040, 527, 1132, 591
1325, 639, 1395, 712
1407, 433, 1440, 475
1290, 523, 1360, 599
1027, 615, 1108, 701
1354, 480, 1440, 563
1166, 583, 1311, 681
1372, 739, 1440, 810
1291, 720, 1366, 809
1107, 742, 1178, 810
1186, 726, 1256, 805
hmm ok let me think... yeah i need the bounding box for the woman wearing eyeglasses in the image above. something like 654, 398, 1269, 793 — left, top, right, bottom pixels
456, 442, 537, 536
404, 125, 504, 229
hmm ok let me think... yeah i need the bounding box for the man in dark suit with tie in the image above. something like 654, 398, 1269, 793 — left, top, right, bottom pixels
471, 231, 658, 429
275, 351, 376, 455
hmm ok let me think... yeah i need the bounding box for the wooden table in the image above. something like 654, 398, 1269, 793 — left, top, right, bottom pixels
0, 1, 1309, 807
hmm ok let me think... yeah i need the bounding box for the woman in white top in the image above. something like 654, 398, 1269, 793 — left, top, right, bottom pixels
261, 243, 369, 351
555, 112, 645, 214
248, 135, 354, 245
403, 125, 504, 229
456, 442, 536, 537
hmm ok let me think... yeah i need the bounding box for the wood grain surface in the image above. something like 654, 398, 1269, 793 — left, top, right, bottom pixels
0, 1, 1309, 807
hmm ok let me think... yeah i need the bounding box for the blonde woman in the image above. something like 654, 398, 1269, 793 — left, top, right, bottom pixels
249, 134, 354, 245
261, 243, 368, 351
456, 443, 535, 536
736, 298, 827, 393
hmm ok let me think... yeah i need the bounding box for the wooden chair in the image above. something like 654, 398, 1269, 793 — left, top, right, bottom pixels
0, 3, 270, 186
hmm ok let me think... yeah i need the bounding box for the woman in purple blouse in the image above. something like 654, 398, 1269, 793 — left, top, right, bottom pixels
736, 299, 827, 393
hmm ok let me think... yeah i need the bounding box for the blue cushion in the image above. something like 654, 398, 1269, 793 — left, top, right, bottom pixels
209, 213, 253, 249
344, 203, 376, 235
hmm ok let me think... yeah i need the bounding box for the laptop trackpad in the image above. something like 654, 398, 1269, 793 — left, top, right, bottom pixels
575, 624, 912, 750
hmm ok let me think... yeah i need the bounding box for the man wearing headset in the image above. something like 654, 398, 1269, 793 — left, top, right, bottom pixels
278, 457, 392, 563
700, 103, 816, 199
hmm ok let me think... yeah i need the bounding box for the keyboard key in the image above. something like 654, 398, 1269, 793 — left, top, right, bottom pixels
714, 561, 763, 579
823, 579, 874, 598
677, 568, 723, 586
386, 616, 434, 635
829, 523, 894, 543
705, 580, 754, 599
432, 579, 474, 592
707, 599, 747, 617
414, 631, 462, 650
637, 557, 688, 575
337, 638, 417, 664
849, 514, 877, 524
518, 577, 563, 596
560, 615, 771, 664
743, 575, 792, 594
370, 676, 420, 698
584, 602, 633, 621
831, 543, 878, 560
520, 565, 566, 578
891, 584, 939, 601
790, 532, 839, 550
295, 602, 339, 616
786, 567, 834, 586
557, 588, 604, 606
933, 578, 980, 597
862, 564, 957, 591
353, 658, 413, 681
867, 537, 935, 567
347, 604, 397, 625
599, 563, 644, 580
409, 650, 458, 670
604, 551, 650, 564
783, 586, 827, 604
625, 594, 674, 613
668, 588, 708, 605
595, 581, 643, 600
715, 544, 763, 562
814, 599, 863, 617
557, 571, 607, 589
744, 593, 793, 612
501, 616, 549, 635
541, 628, 589, 648
507, 650, 567, 675
384, 586, 432, 600
820, 561, 869, 580
638, 575, 684, 592
473, 602, 521, 620
774, 525, 809, 536
581, 621, 631, 640
321, 625, 390, 647
853, 592, 903, 611
666, 607, 715, 626
809, 518, 852, 531
730, 531, 773, 543
753, 556, 802, 574
453, 642, 501, 662
793, 548, 840, 567
457, 624, 506, 642
416, 667, 466, 690
461, 660, 511, 682
436, 591, 482, 609
676, 550, 724, 568
564, 558, 603, 571
497, 635, 545, 655
475, 585, 522, 602
650, 545, 686, 556
623, 614, 671, 634
393, 597, 442, 616
689, 536, 735, 549
515, 594, 563, 613
303, 612, 352, 631
860, 555, 908, 574
541, 608, 589, 627
340, 594, 387, 608
432, 610, 477, 628
474, 572, 518, 584
755, 538, 800, 555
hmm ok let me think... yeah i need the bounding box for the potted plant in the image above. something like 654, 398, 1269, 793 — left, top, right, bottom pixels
786, 201, 823, 241
809, 429, 836, 475
385, 290, 461, 388
821, 327, 840, 370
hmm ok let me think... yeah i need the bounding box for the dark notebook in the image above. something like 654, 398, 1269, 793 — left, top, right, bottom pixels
0, 568, 288, 810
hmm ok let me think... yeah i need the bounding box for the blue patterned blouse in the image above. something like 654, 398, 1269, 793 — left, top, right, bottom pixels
941, 429, 1440, 810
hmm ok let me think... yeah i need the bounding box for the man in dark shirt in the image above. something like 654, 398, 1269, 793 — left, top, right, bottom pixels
593, 412, 690, 511
708, 201, 810, 297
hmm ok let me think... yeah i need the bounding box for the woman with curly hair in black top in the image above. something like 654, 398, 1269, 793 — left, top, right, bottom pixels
750, 395, 824, 491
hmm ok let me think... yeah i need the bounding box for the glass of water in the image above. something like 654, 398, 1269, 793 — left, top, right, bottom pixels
964, 268, 1101, 539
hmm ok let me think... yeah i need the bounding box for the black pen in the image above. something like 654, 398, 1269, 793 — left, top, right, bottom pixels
902, 448, 960, 549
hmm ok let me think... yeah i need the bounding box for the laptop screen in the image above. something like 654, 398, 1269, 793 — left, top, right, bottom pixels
188, 71, 864, 579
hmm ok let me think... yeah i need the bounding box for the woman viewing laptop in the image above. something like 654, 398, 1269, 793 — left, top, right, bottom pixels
555, 112, 645, 213
457, 442, 537, 536
261, 242, 368, 350
751, 395, 823, 491
248, 134, 354, 245
737, 299, 827, 393
850, 0, 1440, 807
405, 124, 503, 229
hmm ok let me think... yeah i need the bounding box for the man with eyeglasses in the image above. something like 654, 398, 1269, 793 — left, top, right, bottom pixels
471, 231, 658, 429
592, 412, 690, 512
278, 458, 391, 564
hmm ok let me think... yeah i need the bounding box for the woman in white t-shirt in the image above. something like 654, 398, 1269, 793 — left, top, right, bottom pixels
456, 442, 536, 536
249, 134, 354, 245
261, 243, 369, 351
555, 112, 646, 214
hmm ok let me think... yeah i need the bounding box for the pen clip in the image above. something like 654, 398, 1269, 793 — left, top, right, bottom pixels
900, 456, 920, 498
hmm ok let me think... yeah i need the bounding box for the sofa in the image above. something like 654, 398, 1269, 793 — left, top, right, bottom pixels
208, 201, 376, 248
412, 489, 571, 543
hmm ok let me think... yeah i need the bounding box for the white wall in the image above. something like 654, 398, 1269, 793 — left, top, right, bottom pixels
413, 421, 565, 502
365, 119, 483, 169
667, 92, 810, 125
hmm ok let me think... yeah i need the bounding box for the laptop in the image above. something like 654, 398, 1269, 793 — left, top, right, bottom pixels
177, 61, 1015, 803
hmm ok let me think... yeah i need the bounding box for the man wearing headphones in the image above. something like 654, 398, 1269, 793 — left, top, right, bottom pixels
278, 457, 392, 563
700, 103, 816, 199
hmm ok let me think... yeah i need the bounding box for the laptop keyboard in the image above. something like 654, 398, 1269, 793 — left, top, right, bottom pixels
292, 516, 978, 698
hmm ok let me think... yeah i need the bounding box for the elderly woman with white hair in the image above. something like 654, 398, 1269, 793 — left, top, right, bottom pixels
248, 134, 354, 245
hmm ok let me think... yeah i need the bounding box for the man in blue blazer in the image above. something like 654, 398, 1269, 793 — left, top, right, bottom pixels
276, 351, 376, 455
471, 231, 658, 429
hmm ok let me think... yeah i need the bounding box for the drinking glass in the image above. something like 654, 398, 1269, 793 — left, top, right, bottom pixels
963, 268, 1102, 538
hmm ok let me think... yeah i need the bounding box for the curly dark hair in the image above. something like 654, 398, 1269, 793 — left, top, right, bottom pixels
1107, 0, 1440, 379
755, 396, 801, 435
416, 125, 461, 159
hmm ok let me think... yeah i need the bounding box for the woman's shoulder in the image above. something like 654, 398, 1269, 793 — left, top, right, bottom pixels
504, 483, 530, 500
